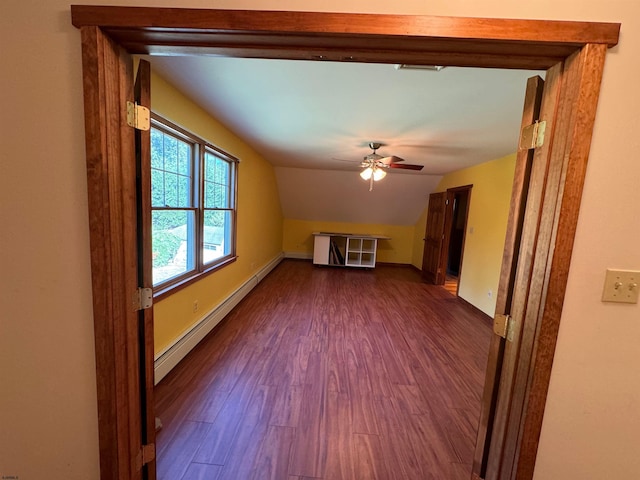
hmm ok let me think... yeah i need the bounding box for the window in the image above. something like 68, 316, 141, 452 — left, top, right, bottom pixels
150, 114, 238, 295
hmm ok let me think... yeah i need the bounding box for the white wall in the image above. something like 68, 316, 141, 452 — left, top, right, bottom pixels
275, 167, 442, 225
0, 1, 637, 479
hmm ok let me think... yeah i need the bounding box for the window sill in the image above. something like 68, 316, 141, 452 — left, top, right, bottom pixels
152, 255, 237, 302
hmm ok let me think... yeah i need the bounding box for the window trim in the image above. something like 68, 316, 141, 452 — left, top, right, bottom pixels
150, 112, 239, 300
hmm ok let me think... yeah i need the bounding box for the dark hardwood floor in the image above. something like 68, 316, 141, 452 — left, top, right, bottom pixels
154, 260, 492, 480
444, 274, 459, 296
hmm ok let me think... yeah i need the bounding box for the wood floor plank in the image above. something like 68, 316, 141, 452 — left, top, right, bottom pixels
259, 329, 310, 387
437, 407, 479, 464
374, 394, 426, 479
345, 336, 380, 436
155, 260, 491, 480
448, 462, 474, 480
249, 425, 296, 480
156, 421, 211, 480
326, 321, 350, 394
192, 349, 271, 465
180, 462, 223, 480
215, 384, 278, 480
352, 432, 391, 479
408, 411, 461, 474
269, 384, 304, 428
186, 386, 230, 424
288, 350, 328, 477
323, 391, 355, 480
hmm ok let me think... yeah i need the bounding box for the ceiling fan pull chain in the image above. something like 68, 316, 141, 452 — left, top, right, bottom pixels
369, 175, 374, 191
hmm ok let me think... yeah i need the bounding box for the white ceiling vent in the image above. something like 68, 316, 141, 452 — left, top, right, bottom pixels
394, 64, 446, 71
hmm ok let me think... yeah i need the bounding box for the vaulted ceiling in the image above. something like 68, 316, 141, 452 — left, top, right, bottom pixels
148, 56, 540, 225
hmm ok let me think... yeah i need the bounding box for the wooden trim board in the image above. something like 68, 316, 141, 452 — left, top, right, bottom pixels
70, 7, 619, 480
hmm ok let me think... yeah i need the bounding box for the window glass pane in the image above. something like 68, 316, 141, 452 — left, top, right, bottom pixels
178, 142, 191, 176
163, 134, 178, 173
151, 126, 194, 209
216, 183, 229, 208
204, 182, 229, 209
151, 129, 164, 169
151, 169, 164, 207
178, 174, 190, 207
203, 209, 233, 263
204, 152, 217, 182
160, 174, 192, 208
204, 182, 216, 208
204, 152, 231, 209
152, 210, 196, 286
215, 157, 229, 184
164, 172, 179, 207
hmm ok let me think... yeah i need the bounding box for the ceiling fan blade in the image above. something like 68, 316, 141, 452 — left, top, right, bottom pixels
380, 155, 405, 165
389, 163, 423, 171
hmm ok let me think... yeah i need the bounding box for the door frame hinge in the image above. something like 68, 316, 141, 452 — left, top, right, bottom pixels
519, 120, 546, 150
134, 287, 153, 311
136, 443, 156, 469
126, 101, 150, 131
493, 313, 515, 342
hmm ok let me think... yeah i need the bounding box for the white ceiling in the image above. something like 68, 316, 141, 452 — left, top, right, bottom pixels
147, 56, 541, 225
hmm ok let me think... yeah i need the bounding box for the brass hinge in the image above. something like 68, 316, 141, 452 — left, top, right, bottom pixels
519, 120, 546, 150
136, 443, 156, 469
133, 287, 153, 311
493, 313, 515, 342
126, 101, 150, 131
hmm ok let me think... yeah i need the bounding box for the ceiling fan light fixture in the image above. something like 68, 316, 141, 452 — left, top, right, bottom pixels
372, 168, 386, 181
360, 167, 373, 180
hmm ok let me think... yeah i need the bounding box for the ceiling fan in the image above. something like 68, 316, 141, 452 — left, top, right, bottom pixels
359, 142, 423, 191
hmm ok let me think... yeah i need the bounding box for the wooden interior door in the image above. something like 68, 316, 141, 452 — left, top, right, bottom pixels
484, 64, 563, 480
421, 192, 447, 284
485, 63, 563, 480
134, 58, 156, 480
472, 73, 545, 479
78, 26, 145, 480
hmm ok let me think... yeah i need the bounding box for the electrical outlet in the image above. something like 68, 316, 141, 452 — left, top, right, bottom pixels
602, 269, 639, 304
193, 300, 199, 313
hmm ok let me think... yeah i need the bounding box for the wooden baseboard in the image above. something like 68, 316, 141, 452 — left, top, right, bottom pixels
376, 261, 421, 271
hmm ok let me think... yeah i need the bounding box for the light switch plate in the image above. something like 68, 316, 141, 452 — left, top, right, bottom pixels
602, 269, 640, 304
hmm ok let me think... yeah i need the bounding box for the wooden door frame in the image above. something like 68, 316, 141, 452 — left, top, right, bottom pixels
70, 7, 619, 480
440, 184, 472, 294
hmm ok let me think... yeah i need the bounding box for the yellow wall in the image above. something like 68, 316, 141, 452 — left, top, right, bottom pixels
413, 154, 516, 316
283, 218, 415, 264
150, 71, 283, 354
411, 205, 429, 269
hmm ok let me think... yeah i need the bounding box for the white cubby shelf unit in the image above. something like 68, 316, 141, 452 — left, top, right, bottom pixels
312, 232, 390, 268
